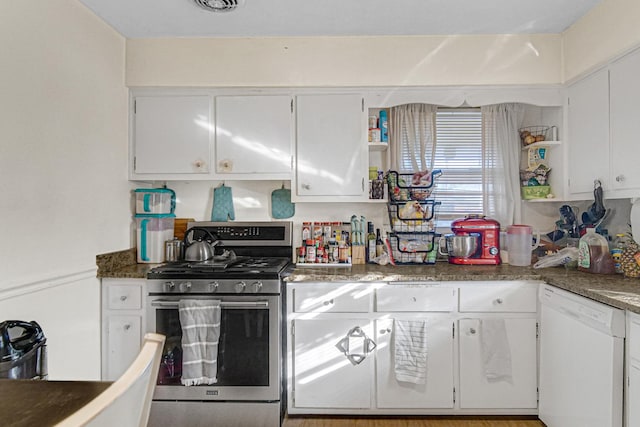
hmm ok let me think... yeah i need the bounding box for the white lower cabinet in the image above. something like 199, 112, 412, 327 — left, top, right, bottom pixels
375, 317, 454, 409
627, 311, 640, 427
458, 317, 538, 409
287, 280, 540, 415
101, 279, 145, 381
292, 318, 374, 409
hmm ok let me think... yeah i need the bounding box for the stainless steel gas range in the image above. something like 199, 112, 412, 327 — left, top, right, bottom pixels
145, 221, 293, 427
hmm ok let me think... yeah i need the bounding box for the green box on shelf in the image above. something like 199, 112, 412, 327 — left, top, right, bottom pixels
521, 185, 551, 200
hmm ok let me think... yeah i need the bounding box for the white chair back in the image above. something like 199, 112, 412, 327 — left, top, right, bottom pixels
54, 333, 165, 427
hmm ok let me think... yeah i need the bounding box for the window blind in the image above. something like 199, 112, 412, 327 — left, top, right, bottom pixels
399, 108, 484, 219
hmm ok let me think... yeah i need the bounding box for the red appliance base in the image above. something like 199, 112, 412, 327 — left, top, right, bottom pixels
448, 256, 501, 265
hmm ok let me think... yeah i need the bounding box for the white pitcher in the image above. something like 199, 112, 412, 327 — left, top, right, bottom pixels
507, 225, 540, 266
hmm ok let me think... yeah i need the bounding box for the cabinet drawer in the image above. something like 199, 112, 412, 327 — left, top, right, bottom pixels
376, 285, 456, 312
459, 286, 537, 312
107, 285, 143, 310
293, 284, 372, 313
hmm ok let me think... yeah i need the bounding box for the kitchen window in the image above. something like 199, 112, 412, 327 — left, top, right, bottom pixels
397, 108, 484, 219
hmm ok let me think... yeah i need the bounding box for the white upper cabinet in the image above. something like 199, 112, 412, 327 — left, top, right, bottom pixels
609, 48, 640, 193
132, 94, 212, 177
215, 95, 293, 179
567, 68, 610, 197
294, 94, 367, 201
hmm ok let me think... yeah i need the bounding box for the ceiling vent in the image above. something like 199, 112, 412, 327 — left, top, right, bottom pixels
193, 0, 244, 12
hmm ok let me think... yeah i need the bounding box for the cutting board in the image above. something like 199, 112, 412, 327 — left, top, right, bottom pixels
174, 218, 194, 241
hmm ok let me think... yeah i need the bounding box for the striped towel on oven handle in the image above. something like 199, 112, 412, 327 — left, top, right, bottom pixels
178, 299, 222, 386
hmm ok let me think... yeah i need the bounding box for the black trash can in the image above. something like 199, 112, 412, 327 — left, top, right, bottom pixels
0, 320, 47, 380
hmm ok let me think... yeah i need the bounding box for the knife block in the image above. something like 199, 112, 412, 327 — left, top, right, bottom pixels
351, 245, 365, 265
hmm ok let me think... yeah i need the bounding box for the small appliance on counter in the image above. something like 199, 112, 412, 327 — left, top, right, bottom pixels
442, 215, 501, 265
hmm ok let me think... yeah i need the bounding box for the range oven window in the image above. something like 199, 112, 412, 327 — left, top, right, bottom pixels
155, 306, 270, 386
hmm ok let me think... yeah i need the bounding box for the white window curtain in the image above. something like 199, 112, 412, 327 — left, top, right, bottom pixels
481, 103, 525, 227
389, 103, 437, 172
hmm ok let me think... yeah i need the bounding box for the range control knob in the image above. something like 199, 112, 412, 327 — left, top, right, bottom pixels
250, 281, 263, 293
208, 281, 219, 293
164, 282, 176, 292
235, 281, 247, 293
180, 282, 192, 293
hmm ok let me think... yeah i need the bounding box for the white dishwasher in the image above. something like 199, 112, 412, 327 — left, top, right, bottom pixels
539, 284, 625, 427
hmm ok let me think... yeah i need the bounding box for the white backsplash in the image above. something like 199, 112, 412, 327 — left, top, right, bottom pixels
165, 181, 388, 248
159, 181, 634, 248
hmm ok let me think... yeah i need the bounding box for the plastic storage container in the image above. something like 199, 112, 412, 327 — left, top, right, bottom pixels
0, 320, 47, 380
507, 224, 539, 266
578, 228, 616, 274
135, 213, 175, 263
135, 188, 176, 214
610, 233, 632, 274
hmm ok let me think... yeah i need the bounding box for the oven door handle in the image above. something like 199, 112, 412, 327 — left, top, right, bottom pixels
150, 300, 269, 309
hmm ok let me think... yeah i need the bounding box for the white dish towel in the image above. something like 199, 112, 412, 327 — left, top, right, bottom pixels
480, 318, 513, 383
179, 299, 222, 386
393, 319, 428, 384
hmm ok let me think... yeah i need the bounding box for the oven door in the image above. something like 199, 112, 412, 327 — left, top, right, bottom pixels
146, 293, 281, 401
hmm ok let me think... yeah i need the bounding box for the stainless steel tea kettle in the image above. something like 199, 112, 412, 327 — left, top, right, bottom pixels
183, 227, 219, 261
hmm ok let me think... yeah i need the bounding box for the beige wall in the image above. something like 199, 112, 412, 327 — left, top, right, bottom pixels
0, 1, 130, 286
126, 34, 562, 87
563, 0, 640, 82
0, 0, 129, 379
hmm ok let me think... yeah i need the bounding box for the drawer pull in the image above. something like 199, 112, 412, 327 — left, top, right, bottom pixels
323, 299, 334, 306
495, 298, 503, 304
411, 297, 417, 302
123, 324, 131, 331
469, 327, 477, 335
379, 328, 392, 334
120, 295, 128, 301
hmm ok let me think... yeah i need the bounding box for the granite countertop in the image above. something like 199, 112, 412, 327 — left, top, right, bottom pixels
96, 248, 156, 279
96, 249, 640, 314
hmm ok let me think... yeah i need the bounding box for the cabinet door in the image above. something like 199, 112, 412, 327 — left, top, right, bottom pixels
628, 313, 640, 427
567, 69, 610, 196
295, 94, 366, 199
105, 315, 142, 381
292, 319, 373, 409
375, 318, 454, 409
610, 49, 640, 192
458, 317, 537, 409
215, 95, 292, 177
133, 95, 211, 174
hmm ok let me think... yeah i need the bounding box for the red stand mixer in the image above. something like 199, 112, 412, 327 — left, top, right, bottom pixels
442, 215, 501, 265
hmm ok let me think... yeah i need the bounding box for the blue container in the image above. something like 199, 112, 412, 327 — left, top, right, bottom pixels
134, 188, 176, 214
379, 110, 388, 142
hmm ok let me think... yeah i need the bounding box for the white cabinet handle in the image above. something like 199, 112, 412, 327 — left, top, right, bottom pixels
123, 324, 131, 331
301, 183, 311, 190
411, 296, 417, 302
616, 175, 625, 182
120, 295, 128, 301
379, 328, 392, 334
469, 327, 477, 335
323, 299, 334, 306
495, 298, 503, 304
